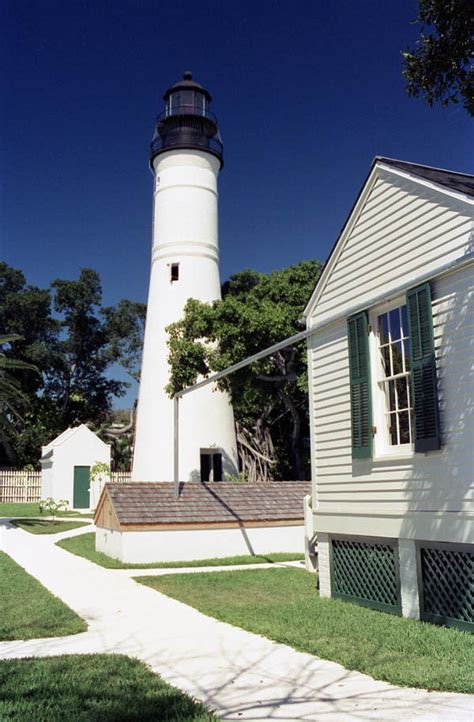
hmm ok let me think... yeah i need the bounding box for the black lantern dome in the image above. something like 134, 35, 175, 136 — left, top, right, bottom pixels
150, 71, 223, 168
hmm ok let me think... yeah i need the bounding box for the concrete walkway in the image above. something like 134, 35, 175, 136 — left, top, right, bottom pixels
0, 522, 472, 722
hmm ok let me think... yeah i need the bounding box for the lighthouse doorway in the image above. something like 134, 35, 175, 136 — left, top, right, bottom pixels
200, 449, 223, 482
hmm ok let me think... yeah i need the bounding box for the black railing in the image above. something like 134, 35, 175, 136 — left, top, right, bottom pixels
151, 109, 223, 162
150, 132, 223, 159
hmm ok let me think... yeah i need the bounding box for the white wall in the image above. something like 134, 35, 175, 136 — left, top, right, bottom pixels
96, 527, 123, 560
308, 250, 473, 545
96, 524, 305, 564
41, 427, 110, 509
40, 461, 53, 499
133, 149, 238, 482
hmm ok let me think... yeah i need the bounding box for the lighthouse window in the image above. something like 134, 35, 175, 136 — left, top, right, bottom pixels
200, 450, 223, 482
181, 90, 194, 113
170, 92, 177, 112
197, 93, 206, 115
170, 263, 179, 282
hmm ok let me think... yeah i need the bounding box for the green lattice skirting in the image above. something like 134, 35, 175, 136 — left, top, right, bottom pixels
419, 544, 474, 633
330, 538, 401, 615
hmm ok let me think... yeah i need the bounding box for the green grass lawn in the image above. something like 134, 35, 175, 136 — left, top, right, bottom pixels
0, 654, 219, 721
11, 519, 90, 535
56, 531, 304, 569
0, 551, 87, 640
0, 502, 94, 518
137, 567, 474, 694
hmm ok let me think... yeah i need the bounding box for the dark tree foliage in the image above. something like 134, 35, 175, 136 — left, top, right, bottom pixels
402, 0, 473, 115
167, 260, 322, 480
0, 335, 38, 463
0, 263, 145, 467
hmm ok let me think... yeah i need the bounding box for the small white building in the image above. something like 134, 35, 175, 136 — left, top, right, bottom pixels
305, 158, 473, 632
41, 425, 111, 510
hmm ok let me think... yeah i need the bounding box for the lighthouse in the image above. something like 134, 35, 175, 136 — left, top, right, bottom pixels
132, 72, 238, 482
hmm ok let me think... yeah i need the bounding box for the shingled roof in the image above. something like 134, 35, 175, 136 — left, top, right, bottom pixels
377, 157, 474, 197
95, 481, 310, 529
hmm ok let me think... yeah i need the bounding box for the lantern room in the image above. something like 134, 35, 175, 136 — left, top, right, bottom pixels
150, 71, 223, 167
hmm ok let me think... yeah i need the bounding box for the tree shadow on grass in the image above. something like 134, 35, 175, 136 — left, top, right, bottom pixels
10, 519, 51, 529
0, 654, 218, 722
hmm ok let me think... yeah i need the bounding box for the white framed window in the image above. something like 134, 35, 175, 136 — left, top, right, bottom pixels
369, 298, 414, 458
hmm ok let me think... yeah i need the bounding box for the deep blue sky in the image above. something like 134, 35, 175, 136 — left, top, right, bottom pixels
1, 0, 472, 404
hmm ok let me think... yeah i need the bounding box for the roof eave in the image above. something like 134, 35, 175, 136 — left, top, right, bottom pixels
303, 159, 380, 320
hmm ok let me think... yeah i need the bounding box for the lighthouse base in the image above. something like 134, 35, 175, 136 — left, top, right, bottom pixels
132, 383, 238, 482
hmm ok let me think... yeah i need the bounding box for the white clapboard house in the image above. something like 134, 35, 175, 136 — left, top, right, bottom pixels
304, 158, 473, 632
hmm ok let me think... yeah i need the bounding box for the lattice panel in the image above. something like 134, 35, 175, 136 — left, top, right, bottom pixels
420, 546, 474, 631
331, 539, 400, 613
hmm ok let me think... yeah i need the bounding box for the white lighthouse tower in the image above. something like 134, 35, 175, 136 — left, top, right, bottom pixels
132, 72, 238, 482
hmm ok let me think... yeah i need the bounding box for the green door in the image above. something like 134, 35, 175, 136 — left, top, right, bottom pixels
73, 466, 90, 508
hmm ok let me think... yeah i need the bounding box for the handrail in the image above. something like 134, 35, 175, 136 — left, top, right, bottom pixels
150, 133, 223, 159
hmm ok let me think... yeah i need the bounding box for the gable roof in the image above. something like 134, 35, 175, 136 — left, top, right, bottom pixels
95, 481, 310, 527
303, 157, 474, 319
42, 426, 77, 454
376, 157, 474, 198
41, 424, 108, 456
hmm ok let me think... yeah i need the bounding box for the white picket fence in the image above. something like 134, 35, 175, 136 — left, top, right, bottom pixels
0, 469, 132, 503
110, 471, 132, 484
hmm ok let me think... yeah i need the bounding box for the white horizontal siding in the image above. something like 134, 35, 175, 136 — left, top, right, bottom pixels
311, 172, 473, 325
310, 263, 473, 530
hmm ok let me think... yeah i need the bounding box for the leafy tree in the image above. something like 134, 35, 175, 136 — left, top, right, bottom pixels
97, 406, 136, 471
102, 299, 147, 382
0, 263, 145, 467
0, 335, 38, 463
166, 260, 322, 480
49, 269, 127, 426
0, 264, 57, 397
0, 264, 59, 465
402, 0, 473, 115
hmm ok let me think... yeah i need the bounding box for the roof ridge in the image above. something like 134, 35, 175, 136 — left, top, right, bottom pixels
375, 156, 474, 180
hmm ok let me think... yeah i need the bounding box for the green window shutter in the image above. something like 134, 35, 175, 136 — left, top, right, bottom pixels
348, 311, 372, 459
406, 283, 441, 452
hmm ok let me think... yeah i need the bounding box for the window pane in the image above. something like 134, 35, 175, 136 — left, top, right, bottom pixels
388, 380, 396, 412
389, 308, 401, 341
391, 341, 403, 375
399, 411, 410, 444
381, 345, 391, 376
179, 90, 193, 112
171, 91, 180, 110
388, 413, 398, 445
195, 91, 205, 113
403, 338, 410, 371
401, 305, 409, 338
396, 377, 408, 410
378, 313, 389, 344
377, 304, 413, 451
